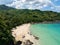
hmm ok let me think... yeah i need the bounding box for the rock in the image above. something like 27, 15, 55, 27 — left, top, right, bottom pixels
24, 40, 33, 45
16, 41, 22, 45
34, 36, 39, 40
22, 36, 25, 38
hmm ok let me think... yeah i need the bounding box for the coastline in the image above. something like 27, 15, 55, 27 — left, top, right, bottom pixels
11, 23, 39, 45
31, 20, 60, 24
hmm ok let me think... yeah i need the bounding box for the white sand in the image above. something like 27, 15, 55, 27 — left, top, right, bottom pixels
11, 23, 39, 45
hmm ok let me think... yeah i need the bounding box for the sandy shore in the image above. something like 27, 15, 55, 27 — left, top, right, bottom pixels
11, 23, 39, 45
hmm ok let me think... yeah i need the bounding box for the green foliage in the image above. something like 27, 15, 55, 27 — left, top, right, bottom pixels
0, 5, 60, 45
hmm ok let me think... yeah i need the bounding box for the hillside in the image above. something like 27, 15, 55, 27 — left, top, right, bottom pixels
0, 5, 60, 45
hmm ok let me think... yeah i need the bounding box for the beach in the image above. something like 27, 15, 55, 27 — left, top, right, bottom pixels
11, 23, 39, 45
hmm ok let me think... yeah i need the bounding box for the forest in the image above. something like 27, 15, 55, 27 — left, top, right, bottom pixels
0, 5, 60, 45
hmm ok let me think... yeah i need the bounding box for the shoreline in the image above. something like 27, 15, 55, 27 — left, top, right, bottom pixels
11, 23, 39, 45
31, 20, 60, 24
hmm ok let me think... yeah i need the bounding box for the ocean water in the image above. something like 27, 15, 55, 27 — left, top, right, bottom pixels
30, 24, 60, 45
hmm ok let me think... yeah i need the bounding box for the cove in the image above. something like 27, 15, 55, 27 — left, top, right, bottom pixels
30, 24, 60, 45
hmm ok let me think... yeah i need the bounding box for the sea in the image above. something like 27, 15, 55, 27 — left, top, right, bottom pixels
30, 23, 60, 45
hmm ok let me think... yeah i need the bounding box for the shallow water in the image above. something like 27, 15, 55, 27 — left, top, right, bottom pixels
30, 24, 60, 45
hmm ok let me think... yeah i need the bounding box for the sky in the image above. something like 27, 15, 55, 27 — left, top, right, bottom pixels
0, 0, 60, 12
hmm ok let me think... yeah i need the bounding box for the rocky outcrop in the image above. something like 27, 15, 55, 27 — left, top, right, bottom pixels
23, 40, 33, 45
16, 41, 22, 45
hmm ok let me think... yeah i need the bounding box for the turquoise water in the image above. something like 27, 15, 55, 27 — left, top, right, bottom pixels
30, 24, 60, 45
